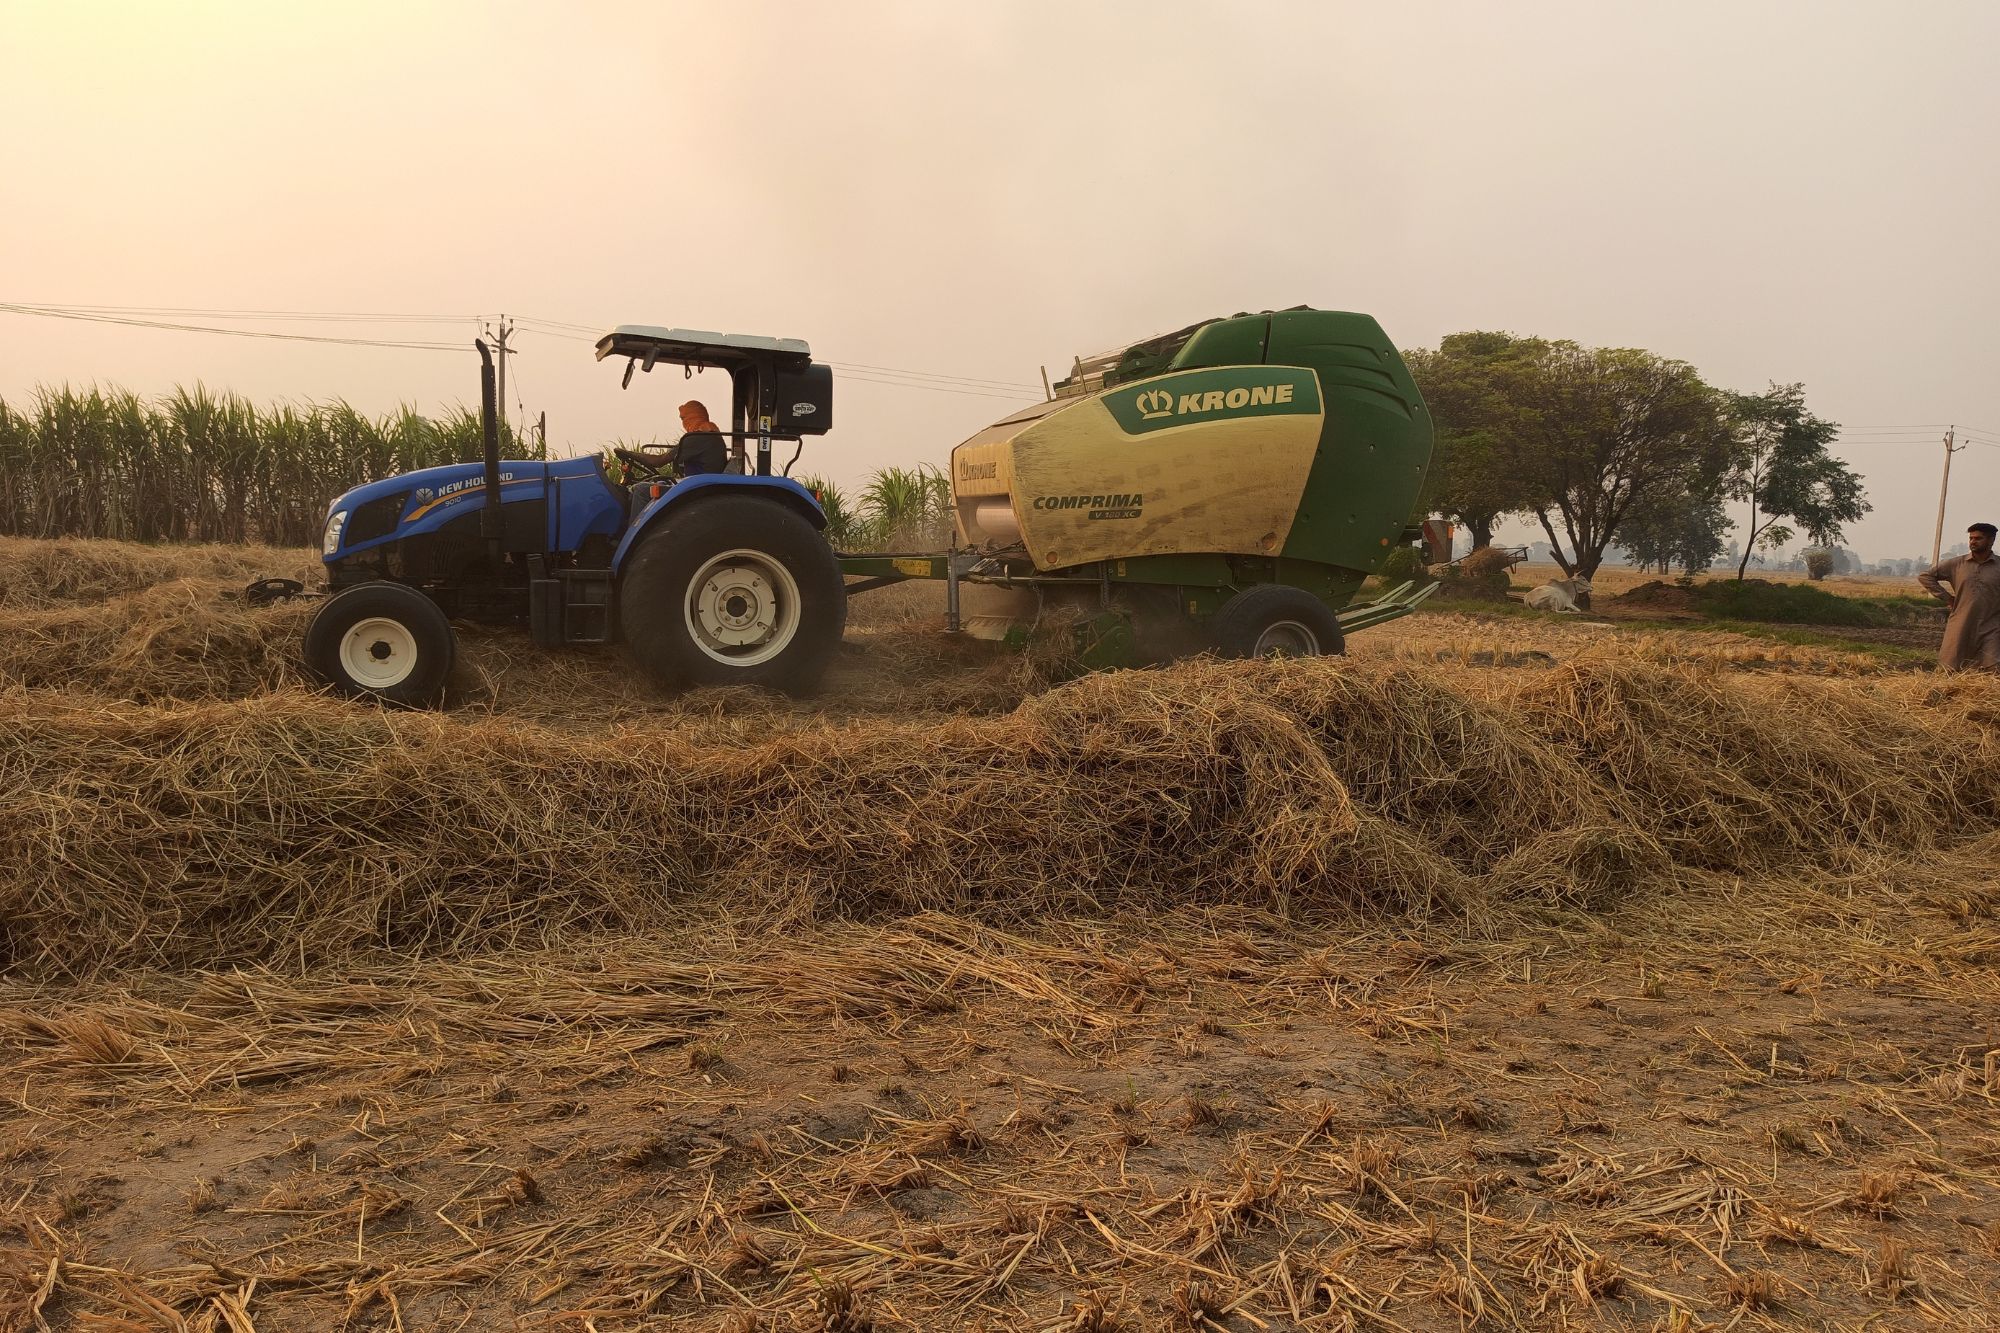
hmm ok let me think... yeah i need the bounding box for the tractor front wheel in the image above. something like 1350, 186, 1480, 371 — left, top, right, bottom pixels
1211, 584, 1345, 659
619, 495, 846, 694
304, 581, 456, 705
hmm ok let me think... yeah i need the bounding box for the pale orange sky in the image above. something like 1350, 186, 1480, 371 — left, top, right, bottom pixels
3, 0, 1996, 560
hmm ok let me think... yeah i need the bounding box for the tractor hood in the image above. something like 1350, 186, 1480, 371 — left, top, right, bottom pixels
322, 459, 562, 560
327, 459, 552, 522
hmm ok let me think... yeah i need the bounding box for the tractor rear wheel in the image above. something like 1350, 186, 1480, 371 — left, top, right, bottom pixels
618, 494, 846, 694
304, 581, 456, 705
1211, 584, 1345, 658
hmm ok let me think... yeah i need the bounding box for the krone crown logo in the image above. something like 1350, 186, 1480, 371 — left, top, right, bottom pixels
1135, 388, 1176, 421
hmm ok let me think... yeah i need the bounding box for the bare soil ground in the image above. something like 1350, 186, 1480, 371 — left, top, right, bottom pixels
2, 539, 1997, 1331
7, 878, 1999, 1332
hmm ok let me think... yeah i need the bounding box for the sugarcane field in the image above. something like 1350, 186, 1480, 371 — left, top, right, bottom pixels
3, 6, 1999, 1332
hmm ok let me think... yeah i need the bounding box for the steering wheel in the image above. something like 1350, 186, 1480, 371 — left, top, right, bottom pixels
612, 445, 673, 482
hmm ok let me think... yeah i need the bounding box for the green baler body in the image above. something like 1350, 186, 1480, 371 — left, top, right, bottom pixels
1142, 307, 1435, 576
841, 307, 1438, 651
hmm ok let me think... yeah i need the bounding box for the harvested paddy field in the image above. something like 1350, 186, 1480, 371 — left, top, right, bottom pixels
2, 538, 1997, 1330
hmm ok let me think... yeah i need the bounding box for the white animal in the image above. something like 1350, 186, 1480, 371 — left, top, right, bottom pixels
1524, 575, 1593, 613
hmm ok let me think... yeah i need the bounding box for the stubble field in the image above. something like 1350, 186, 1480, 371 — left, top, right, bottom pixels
1, 537, 1996, 1332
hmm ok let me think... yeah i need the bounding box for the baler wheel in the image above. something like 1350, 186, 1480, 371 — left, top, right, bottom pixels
1211, 584, 1345, 659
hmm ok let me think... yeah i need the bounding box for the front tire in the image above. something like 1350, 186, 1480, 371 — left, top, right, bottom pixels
619, 494, 846, 694
304, 581, 456, 705
1211, 584, 1345, 658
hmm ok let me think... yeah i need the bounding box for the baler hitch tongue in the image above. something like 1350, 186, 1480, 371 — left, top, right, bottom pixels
243, 577, 308, 607
1335, 579, 1438, 634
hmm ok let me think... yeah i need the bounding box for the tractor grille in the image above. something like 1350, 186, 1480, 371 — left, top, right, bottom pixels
346, 492, 407, 545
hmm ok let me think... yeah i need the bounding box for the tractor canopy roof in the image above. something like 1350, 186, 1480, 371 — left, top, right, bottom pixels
595, 325, 813, 373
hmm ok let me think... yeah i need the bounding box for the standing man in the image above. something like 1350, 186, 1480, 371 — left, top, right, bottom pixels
1917, 522, 2000, 671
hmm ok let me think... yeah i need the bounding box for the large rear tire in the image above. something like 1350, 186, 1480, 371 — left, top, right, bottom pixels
304, 581, 456, 705
1211, 584, 1345, 658
619, 494, 846, 694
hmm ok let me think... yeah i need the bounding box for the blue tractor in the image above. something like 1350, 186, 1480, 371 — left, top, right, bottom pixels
303, 326, 844, 704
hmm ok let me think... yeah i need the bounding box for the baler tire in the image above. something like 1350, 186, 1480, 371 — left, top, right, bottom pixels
1211, 585, 1345, 659
303, 581, 456, 705
618, 494, 845, 695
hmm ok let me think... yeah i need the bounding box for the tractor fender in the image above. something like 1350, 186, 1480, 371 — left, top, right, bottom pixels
611, 474, 826, 574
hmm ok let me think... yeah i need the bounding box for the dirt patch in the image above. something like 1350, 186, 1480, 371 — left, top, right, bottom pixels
4, 883, 1997, 1330
1610, 579, 1700, 614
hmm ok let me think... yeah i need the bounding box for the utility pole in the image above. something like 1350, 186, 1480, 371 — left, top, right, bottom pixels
1932, 425, 1965, 566
487, 316, 514, 442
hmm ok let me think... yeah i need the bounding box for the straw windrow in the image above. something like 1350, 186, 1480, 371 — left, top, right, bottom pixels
2, 656, 1994, 979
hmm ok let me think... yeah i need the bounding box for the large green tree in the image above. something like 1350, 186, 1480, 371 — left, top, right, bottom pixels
1723, 383, 1867, 580
1404, 332, 1546, 549
1479, 342, 1736, 579
1616, 486, 1732, 575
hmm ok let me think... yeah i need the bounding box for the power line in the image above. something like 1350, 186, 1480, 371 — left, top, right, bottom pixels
0, 303, 467, 351
829, 360, 1041, 392
510, 320, 595, 340
6, 299, 1044, 401
512, 315, 600, 335
507, 316, 1042, 391
838, 371, 1031, 401
506, 324, 1035, 399
7, 301, 478, 324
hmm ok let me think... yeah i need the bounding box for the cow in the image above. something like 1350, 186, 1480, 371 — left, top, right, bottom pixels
1524, 575, 1593, 613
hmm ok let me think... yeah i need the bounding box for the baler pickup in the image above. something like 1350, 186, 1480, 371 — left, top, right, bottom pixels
1335, 579, 1439, 635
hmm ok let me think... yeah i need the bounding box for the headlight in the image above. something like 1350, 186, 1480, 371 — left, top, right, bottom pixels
322, 509, 349, 558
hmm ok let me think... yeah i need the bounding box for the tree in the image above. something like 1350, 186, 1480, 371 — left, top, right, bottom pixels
1724, 383, 1867, 581
1476, 342, 1735, 579
1617, 486, 1731, 575
1404, 333, 1546, 549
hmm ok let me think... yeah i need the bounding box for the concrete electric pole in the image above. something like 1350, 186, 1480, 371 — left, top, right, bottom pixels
487, 316, 514, 443
1932, 426, 1965, 566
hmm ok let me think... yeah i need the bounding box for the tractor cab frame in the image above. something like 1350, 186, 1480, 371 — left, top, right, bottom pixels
595, 325, 834, 478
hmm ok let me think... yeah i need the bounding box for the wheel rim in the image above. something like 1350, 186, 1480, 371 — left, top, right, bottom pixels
684, 549, 803, 668
1252, 619, 1320, 656
340, 616, 420, 689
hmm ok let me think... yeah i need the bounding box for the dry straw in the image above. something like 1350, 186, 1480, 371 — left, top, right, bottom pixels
0, 535, 316, 609
2, 653, 1995, 980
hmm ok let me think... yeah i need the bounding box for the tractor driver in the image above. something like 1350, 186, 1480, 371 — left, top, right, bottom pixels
663, 400, 727, 478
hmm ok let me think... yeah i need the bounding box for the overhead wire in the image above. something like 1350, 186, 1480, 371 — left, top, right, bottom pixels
0, 303, 467, 351
838, 371, 1032, 401
828, 360, 1041, 392
5, 303, 478, 325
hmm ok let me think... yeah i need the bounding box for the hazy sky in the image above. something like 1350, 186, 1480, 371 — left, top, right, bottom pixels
3, 0, 1996, 561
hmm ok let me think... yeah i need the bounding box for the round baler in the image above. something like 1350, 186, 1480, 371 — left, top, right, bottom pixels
845, 306, 1440, 661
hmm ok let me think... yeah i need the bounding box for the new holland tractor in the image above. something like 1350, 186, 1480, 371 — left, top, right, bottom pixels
290, 307, 1439, 705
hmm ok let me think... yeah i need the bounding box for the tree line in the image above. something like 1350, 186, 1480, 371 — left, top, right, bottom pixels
1407, 333, 1868, 579
0, 386, 534, 547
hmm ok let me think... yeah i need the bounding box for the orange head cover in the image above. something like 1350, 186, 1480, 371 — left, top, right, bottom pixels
678, 400, 721, 434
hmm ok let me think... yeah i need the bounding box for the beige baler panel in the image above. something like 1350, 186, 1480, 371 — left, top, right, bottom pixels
949, 439, 1016, 545
1008, 389, 1322, 570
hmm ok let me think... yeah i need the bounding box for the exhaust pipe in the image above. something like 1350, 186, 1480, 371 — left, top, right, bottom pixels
476, 339, 503, 565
